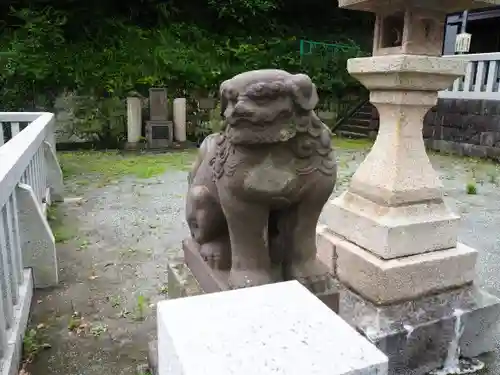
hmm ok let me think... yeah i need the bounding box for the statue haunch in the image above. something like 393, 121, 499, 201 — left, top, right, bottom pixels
186, 69, 337, 288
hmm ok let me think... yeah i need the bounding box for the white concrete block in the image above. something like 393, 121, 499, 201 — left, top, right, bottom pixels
173, 98, 187, 142
127, 97, 142, 144
157, 280, 388, 375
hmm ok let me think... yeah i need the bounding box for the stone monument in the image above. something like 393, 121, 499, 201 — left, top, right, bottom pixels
317, 1, 500, 374
177, 69, 339, 310
146, 88, 173, 148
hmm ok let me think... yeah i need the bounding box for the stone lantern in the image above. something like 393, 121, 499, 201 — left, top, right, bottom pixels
318, 1, 500, 374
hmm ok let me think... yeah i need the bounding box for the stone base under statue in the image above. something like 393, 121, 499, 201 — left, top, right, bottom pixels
170, 238, 340, 312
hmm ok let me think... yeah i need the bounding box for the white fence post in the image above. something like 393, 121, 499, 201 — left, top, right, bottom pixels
439, 52, 500, 100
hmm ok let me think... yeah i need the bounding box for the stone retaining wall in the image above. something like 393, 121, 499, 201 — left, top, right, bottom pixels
423, 99, 500, 161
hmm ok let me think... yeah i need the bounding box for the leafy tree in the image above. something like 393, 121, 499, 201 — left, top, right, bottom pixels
0, 0, 373, 143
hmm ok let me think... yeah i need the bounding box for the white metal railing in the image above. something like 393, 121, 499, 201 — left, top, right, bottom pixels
439, 52, 500, 100
0, 112, 58, 368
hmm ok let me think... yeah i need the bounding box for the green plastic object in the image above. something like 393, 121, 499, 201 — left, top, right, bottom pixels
299, 39, 361, 60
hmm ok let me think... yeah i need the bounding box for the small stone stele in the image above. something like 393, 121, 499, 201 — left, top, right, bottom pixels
149, 88, 168, 121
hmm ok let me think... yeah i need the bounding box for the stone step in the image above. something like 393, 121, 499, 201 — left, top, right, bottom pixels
344, 117, 372, 127
354, 109, 374, 119
341, 124, 372, 135
337, 130, 370, 139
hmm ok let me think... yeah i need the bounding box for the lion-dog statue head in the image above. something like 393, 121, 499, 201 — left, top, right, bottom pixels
219, 69, 327, 146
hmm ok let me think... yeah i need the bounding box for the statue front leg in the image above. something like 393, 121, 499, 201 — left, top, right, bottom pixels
281, 180, 334, 288
219, 196, 277, 288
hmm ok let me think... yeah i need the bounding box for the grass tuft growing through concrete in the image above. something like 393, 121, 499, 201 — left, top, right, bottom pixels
466, 181, 478, 195
47, 204, 79, 243
22, 325, 51, 364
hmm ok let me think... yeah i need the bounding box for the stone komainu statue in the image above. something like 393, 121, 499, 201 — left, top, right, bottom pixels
186, 69, 337, 288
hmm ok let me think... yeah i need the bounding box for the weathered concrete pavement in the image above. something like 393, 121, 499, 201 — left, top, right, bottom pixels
26, 147, 500, 375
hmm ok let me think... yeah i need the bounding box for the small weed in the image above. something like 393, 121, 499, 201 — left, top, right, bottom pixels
90, 323, 108, 337
159, 284, 168, 295
108, 295, 121, 308
47, 204, 78, 243
118, 308, 131, 319
77, 238, 90, 250
133, 294, 148, 321
46, 205, 57, 222
466, 181, 477, 195
68, 313, 82, 331
53, 226, 77, 243
23, 326, 51, 363
68, 312, 91, 336
487, 170, 498, 185
136, 364, 153, 375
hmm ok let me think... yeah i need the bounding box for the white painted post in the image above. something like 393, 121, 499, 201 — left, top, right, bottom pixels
126, 97, 142, 148
2, 203, 19, 305
173, 98, 187, 142
474, 61, 486, 92
16, 183, 58, 288
10, 122, 20, 138
43, 141, 64, 202
486, 61, 498, 93
463, 62, 474, 93
0, 212, 14, 328
0, 278, 5, 359
7, 193, 23, 288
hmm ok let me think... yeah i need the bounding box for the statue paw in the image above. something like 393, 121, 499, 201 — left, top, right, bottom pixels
287, 259, 333, 293
228, 269, 276, 289
200, 241, 231, 270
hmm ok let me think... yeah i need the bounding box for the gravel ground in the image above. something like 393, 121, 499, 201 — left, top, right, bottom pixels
25, 146, 500, 375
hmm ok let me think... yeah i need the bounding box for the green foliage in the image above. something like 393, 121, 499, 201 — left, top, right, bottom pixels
70, 96, 127, 146
0, 1, 372, 144
466, 181, 477, 195
208, 0, 278, 24
23, 326, 51, 363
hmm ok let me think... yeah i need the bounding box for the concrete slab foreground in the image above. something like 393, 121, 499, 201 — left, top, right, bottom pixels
157, 281, 388, 375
